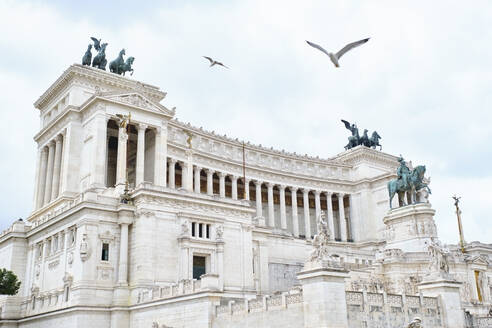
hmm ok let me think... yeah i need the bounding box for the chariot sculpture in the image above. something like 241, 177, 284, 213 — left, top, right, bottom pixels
81, 37, 135, 75
341, 119, 381, 150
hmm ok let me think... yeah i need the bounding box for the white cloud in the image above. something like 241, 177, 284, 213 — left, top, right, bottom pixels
0, 0, 490, 243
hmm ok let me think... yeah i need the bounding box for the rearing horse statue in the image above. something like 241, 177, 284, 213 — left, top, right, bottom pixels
92, 43, 108, 70
109, 49, 126, 74
388, 165, 426, 209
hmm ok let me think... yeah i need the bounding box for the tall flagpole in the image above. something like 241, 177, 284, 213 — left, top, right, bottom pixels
452, 195, 465, 253
242, 142, 246, 199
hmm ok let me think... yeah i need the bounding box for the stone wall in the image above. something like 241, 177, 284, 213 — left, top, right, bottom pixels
212, 291, 304, 328
346, 291, 442, 328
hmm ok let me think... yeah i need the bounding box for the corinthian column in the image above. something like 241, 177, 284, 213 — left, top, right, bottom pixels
279, 185, 287, 230
168, 158, 176, 188
135, 124, 147, 186
244, 179, 250, 200
154, 125, 168, 187
231, 176, 238, 200
325, 192, 335, 240
51, 135, 63, 200
43, 141, 56, 205
255, 180, 263, 218
314, 190, 321, 234
194, 166, 202, 193
267, 183, 275, 227
115, 126, 128, 192
219, 172, 226, 197
338, 193, 347, 242
36, 147, 48, 209
291, 187, 299, 237
206, 169, 214, 195
302, 189, 311, 239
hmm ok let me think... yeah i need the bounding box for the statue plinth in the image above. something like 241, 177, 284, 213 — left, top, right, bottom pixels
383, 203, 437, 253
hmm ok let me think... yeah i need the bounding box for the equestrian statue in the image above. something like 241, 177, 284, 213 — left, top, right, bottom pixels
387, 156, 431, 209
341, 119, 381, 150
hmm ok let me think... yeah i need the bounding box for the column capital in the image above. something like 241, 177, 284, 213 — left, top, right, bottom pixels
205, 168, 215, 175
301, 188, 310, 195
325, 191, 333, 197
336, 192, 345, 198
290, 186, 298, 192
194, 166, 202, 172
314, 190, 322, 196
169, 157, 177, 164
55, 134, 63, 143
230, 175, 238, 181
279, 184, 287, 191
254, 180, 263, 186
40, 146, 48, 154
267, 182, 275, 188
138, 123, 148, 131
47, 140, 56, 148
218, 172, 227, 178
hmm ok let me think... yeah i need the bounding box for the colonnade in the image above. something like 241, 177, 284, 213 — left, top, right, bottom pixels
35, 133, 65, 210
166, 159, 354, 242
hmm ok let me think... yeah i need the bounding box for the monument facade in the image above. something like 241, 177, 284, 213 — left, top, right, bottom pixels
0, 64, 490, 327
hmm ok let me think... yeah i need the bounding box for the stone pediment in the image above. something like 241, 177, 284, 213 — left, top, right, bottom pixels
465, 254, 490, 266
102, 93, 175, 117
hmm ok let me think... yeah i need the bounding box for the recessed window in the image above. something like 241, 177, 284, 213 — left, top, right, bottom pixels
193, 256, 206, 280
101, 243, 109, 261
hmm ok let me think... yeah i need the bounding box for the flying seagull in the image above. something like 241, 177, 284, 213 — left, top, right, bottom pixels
306, 38, 370, 67
203, 56, 229, 69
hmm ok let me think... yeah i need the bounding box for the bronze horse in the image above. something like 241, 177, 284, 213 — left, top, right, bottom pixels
388, 165, 426, 209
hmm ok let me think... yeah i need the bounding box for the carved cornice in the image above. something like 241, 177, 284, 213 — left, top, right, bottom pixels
168, 119, 350, 168
335, 146, 399, 170
34, 64, 166, 110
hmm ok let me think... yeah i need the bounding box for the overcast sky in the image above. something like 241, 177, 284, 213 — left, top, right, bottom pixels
0, 0, 491, 244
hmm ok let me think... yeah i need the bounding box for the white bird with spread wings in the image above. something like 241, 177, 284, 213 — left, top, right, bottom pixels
306, 38, 370, 67
203, 56, 229, 69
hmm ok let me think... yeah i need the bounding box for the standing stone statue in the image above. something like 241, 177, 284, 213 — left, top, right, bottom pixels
309, 211, 339, 266
427, 239, 450, 276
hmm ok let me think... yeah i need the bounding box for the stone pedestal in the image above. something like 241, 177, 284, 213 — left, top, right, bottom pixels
383, 203, 437, 253
418, 278, 464, 328
297, 261, 349, 328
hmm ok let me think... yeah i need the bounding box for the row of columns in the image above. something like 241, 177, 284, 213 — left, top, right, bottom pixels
167, 161, 353, 242
113, 121, 167, 191
35, 133, 65, 210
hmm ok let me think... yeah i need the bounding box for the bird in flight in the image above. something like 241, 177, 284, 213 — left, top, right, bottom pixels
306, 38, 370, 67
203, 56, 229, 69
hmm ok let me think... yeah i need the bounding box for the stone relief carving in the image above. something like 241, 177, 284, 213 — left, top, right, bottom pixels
67, 251, 74, 265
79, 234, 90, 261
215, 225, 224, 241
407, 317, 422, 328
180, 220, 190, 238
427, 239, 450, 277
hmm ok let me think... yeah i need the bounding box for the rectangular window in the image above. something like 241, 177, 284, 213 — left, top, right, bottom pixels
101, 243, 109, 261
198, 223, 203, 238
191, 222, 196, 237
206, 224, 210, 239
193, 256, 206, 280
